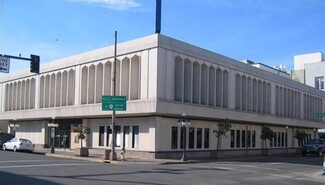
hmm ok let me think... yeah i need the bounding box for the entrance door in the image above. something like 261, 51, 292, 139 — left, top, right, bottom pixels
59, 131, 70, 149
53, 124, 71, 149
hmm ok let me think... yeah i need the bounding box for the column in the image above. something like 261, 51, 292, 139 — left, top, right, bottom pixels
300, 92, 304, 119
35, 76, 40, 109
228, 69, 236, 109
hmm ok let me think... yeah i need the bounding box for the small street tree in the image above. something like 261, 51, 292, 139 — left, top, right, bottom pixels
73, 124, 91, 148
294, 129, 308, 146
213, 118, 232, 152
260, 126, 274, 149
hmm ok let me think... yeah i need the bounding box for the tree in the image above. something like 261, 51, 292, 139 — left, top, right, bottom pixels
294, 129, 308, 146
213, 118, 232, 152
73, 124, 91, 148
260, 126, 274, 149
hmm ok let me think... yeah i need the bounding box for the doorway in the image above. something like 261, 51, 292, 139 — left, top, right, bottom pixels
54, 124, 71, 149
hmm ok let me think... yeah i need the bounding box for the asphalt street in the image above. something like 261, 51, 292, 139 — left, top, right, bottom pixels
0, 150, 324, 185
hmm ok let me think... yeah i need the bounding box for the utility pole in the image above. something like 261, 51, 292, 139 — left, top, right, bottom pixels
155, 0, 162, 34
110, 31, 118, 161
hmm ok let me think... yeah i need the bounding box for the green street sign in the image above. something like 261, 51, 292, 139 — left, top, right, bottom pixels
102, 96, 127, 111
316, 112, 325, 118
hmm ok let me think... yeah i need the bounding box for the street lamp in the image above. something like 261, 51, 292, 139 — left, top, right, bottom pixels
9, 119, 19, 137
48, 117, 59, 153
177, 113, 191, 161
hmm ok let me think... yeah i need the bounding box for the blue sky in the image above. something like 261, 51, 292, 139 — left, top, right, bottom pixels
1, 0, 325, 76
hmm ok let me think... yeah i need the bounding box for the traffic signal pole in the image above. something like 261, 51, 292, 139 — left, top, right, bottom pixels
1, 54, 31, 61
0, 54, 40, 74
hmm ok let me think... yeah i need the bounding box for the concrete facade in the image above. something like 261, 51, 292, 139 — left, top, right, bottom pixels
1, 34, 325, 159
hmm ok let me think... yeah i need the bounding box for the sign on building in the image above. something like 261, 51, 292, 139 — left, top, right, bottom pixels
0, 56, 10, 73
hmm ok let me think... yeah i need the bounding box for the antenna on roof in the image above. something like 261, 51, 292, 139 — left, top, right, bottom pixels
155, 0, 162, 34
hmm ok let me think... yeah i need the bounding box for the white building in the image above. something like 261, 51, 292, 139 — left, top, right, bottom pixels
242, 60, 290, 79
1, 34, 324, 159
292, 52, 325, 91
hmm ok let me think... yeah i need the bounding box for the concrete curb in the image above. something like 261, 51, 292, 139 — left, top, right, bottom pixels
45, 153, 105, 163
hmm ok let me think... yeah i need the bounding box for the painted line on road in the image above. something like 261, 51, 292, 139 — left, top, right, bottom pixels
0, 163, 98, 169
187, 163, 325, 183
0, 160, 48, 163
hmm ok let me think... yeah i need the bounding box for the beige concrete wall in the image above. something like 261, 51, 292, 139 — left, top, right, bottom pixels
13, 121, 45, 146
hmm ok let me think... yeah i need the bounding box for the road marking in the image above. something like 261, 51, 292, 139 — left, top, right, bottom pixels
186, 163, 325, 183
0, 160, 48, 163
0, 163, 98, 169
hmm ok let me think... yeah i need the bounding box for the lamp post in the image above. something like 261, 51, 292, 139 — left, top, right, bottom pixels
48, 117, 59, 153
177, 113, 191, 162
9, 119, 19, 137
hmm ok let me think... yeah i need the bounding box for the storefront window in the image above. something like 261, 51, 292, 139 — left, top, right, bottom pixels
247, 130, 251, 148
123, 126, 129, 149
236, 130, 240, 148
242, 130, 246, 148
99, 126, 104, 146
252, 131, 256, 148
132, 126, 139, 148
189, 127, 195, 149
180, 127, 185, 149
197, 128, 202, 149
106, 126, 111, 147
171, 127, 178, 149
230, 130, 235, 148
115, 126, 121, 147
204, 128, 209, 148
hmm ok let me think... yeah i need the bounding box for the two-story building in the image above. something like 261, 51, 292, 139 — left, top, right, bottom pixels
1, 34, 324, 159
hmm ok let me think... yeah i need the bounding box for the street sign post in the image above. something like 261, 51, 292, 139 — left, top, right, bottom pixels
102, 96, 127, 111
316, 112, 325, 118
0, 56, 10, 73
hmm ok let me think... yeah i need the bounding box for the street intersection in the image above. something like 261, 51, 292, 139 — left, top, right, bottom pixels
0, 150, 324, 185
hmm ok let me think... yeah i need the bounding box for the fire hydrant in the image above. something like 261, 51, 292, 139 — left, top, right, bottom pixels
121, 149, 126, 161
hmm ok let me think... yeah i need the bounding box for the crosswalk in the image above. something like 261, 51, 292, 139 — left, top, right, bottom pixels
176, 161, 325, 183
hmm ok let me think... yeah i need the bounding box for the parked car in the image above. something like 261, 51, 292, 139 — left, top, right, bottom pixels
301, 139, 325, 156
2, 137, 34, 152
0, 133, 14, 149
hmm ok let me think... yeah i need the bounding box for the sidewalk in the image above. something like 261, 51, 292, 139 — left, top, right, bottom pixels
33, 148, 185, 165
33, 148, 325, 177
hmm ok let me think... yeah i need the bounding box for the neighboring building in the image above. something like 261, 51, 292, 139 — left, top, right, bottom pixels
0, 34, 324, 159
291, 52, 325, 91
243, 60, 290, 79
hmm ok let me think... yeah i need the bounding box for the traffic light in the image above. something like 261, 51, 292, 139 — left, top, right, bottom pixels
30, 54, 40, 73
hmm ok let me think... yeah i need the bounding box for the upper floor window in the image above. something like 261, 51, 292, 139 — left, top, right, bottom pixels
315, 76, 324, 90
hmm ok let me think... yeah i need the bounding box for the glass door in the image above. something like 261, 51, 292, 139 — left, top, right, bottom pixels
59, 131, 70, 149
